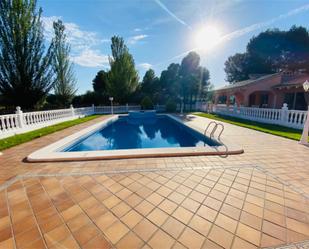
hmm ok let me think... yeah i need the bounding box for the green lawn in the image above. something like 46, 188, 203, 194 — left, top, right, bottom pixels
194, 112, 308, 142
0, 115, 101, 151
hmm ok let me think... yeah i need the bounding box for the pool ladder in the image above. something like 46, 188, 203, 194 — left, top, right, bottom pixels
204, 121, 224, 140
204, 121, 228, 158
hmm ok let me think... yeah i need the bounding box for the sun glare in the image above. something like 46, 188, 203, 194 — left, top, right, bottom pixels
194, 25, 222, 51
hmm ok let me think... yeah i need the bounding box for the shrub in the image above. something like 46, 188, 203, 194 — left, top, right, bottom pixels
166, 99, 177, 112
141, 96, 153, 110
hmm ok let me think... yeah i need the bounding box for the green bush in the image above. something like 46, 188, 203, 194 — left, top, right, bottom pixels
165, 99, 177, 112
141, 96, 153, 110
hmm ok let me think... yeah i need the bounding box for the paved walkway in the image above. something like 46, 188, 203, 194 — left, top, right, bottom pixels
0, 114, 308, 249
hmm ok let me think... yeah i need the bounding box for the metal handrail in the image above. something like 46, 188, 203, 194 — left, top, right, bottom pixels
204, 121, 217, 137
216, 123, 224, 140
204, 121, 225, 140
204, 121, 228, 157
214, 143, 229, 158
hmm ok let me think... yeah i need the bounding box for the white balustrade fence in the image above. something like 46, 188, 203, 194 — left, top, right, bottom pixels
94, 105, 141, 114
3, 102, 306, 140
0, 104, 169, 139
203, 103, 308, 129
0, 114, 20, 134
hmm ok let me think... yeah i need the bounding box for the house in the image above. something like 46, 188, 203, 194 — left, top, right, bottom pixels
214, 71, 309, 110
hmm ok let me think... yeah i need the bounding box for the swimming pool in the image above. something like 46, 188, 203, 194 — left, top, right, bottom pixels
65, 115, 220, 152
27, 114, 243, 162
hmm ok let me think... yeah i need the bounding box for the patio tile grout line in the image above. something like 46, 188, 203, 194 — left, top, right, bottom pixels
0, 164, 258, 192
61, 175, 120, 248
38, 177, 83, 249
223, 167, 257, 249
255, 164, 309, 199
20, 179, 49, 249
2, 163, 309, 248
173, 169, 211, 248
199, 167, 237, 249
88, 171, 161, 248
61, 178, 118, 249
263, 239, 309, 249
150, 168, 210, 249
5, 188, 17, 249
139, 168, 202, 248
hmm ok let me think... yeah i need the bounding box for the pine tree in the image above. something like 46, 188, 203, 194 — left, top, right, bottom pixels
0, 0, 54, 108
52, 19, 77, 107
107, 36, 139, 103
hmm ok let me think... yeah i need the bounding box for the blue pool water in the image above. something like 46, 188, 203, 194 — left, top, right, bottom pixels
64, 115, 219, 151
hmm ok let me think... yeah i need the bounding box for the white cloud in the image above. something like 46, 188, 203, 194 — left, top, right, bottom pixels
134, 28, 142, 32
42, 16, 109, 68
138, 63, 152, 70
128, 34, 148, 45
101, 38, 110, 43
71, 49, 109, 68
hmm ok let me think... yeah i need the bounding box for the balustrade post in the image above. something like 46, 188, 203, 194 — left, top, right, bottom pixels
92, 104, 95, 114
15, 106, 25, 129
233, 103, 237, 114
300, 106, 309, 145
213, 104, 217, 113
280, 103, 288, 125
126, 103, 129, 112
70, 104, 75, 117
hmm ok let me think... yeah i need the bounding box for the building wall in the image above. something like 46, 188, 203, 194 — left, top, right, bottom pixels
215, 74, 282, 108
214, 72, 308, 110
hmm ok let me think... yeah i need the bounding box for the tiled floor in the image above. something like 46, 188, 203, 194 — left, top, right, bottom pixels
0, 114, 309, 249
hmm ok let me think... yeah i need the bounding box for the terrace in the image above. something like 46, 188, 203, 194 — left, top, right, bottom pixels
1, 1, 309, 248
0, 114, 309, 249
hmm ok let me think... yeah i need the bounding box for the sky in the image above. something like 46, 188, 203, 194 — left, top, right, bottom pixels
39, 0, 309, 94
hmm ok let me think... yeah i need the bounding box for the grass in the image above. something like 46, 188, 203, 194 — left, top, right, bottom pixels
0, 115, 101, 151
194, 112, 308, 142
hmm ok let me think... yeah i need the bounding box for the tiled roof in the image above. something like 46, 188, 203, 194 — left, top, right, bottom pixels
215, 73, 279, 91
273, 73, 309, 88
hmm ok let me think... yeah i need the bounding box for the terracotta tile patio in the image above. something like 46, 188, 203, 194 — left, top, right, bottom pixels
0, 114, 309, 249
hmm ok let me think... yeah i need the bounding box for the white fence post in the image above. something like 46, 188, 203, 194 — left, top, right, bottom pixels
213, 104, 216, 113
15, 106, 25, 129
233, 103, 237, 114
126, 103, 129, 112
280, 103, 288, 125
92, 104, 95, 114
300, 106, 309, 145
70, 104, 75, 117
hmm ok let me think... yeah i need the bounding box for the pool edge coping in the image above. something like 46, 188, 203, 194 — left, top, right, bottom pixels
26, 114, 244, 162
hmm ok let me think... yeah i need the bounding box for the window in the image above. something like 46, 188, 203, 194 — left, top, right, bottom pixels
284, 92, 307, 110
295, 92, 306, 110
260, 94, 268, 107
284, 93, 294, 109
218, 95, 227, 104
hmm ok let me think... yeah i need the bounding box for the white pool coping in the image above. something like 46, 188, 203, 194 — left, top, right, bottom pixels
26, 114, 244, 162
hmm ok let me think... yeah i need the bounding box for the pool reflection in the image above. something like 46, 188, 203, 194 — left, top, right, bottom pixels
66, 116, 218, 151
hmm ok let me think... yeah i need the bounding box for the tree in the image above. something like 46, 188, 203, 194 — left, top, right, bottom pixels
140, 96, 153, 110
72, 91, 100, 106
283, 26, 309, 70
93, 70, 108, 104
159, 63, 180, 102
179, 52, 210, 109
179, 52, 200, 105
52, 19, 77, 107
140, 69, 160, 102
224, 53, 250, 83
0, 0, 55, 108
107, 36, 139, 103
225, 26, 309, 83
155, 52, 210, 110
